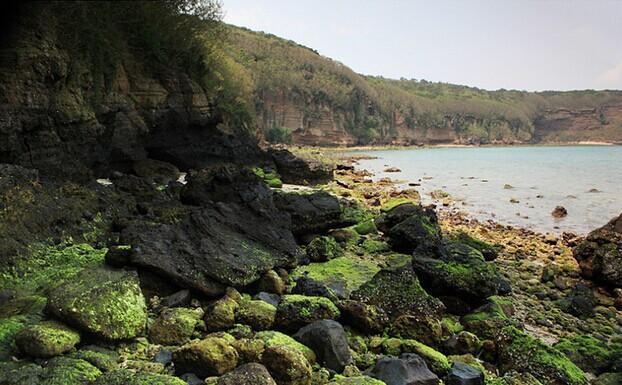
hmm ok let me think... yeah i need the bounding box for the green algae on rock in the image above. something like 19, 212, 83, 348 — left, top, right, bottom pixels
236, 299, 277, 331
276, 295, 341, 332
261, 345, 312, 385
306, 236, 343, 262
327, 375, 387, 385
496, 326, 588, 385
46, 267, 147, 340
254, 330, 317, 363
15, 320, 80, 358
0, 295, 47, 359
148, 307, 203, 345
554, 334, 621, 374
461, 296, 516, 340
173, 336, 239, 377
42, 356, 102, 385
93, 368, 187, 385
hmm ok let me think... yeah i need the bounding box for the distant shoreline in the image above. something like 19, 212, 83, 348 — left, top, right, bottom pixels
288, 140, 619, 153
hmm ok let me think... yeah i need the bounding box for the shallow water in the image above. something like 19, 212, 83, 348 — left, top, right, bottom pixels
348, 145, 622, 235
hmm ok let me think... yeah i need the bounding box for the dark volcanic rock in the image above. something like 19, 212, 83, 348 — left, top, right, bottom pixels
217, 363, 277, 385
119, 165, 300, 295
268, 148, 334, 185
293, 320, 353, 373
368, 353, 440, 385
573, 213, 622, 288
445, 362, 484, 385
382, 205, 443, 256
412, 241, 510, 307
374, 203, 422, 233
274, 191, 348, 236
557, 284, 596, 318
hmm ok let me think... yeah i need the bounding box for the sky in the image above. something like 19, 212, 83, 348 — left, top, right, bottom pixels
223, 0, 622, 92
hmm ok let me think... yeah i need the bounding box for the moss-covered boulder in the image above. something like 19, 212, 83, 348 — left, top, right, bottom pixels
15, 320, 80, 358
496, 326, 588, 385
382, 338, 451, 376
461, 296, 516, 340
340, 300, 388, 334
148, 307, 202, 345
350, 256, 444, 322
257, 270, 286, 295
389, 315, 444, 347
449, 232, 500, 261
204, 295, 239, 332
306, 236, 343, 262
292, 256, 380, 299
381, 204, 443, 255
0, 295, 46, 359
232, 338, 266, 363
412, 241, 510, 307
275, 295, 340, 333
93, 369, 186, 385
42, 356, 102, 385
255, 330, 316, 363
46, 267, 147, 340
236, 299, 277, 331
217, 363, 277, 385
172, 336, 239, 377
70, 346, 120, 372
262, 345, 312, 385
353, 219, 377, 235
554, 335, 620, 374
443, 331, 482, 356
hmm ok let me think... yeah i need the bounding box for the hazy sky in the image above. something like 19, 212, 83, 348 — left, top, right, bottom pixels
223, 0, 622, 91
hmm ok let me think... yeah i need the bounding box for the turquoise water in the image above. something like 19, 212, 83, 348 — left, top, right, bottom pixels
351, 145, 622, 234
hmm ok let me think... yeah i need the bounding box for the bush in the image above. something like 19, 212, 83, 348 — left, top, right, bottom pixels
266, 126, 293, 144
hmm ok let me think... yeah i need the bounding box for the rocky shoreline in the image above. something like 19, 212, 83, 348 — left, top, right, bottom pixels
0, 147, 620, 385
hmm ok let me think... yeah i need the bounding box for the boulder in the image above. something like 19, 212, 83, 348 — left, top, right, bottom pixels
276, 295, 341, 333
374, 203, 423, 233
368, 353, 440, 385
119, 165, 300, 295
160, 289, 192, 308
340, 300, 389, 334
381, 205, 443, 256
556, 284, 596, 318
443, 332, 482, 356
351, 257, 445, 322
148, 307, 202, 345
217, 363, 277, 385
328, 377, 387, 385
204, 295, 239, 332
292, 276, 341, 302
268, 148, 334, 186
257, 270, 286, 295
294, 320, 353, 373
573, 213, 622, 288
274, 191, 349, 236
412, 241, 510, 307
254, 330, 316, 363
254, 292, 281, 307
461, 296, 516, 340
496, 326, 587, 385
552, 206, 568, 218
93, 369, 186, 385
15, 320, 80, 358
307, 236, 343, 262
172, 336, 239, 377
43, 357, 102, 384
236, 299, 277, 331
46, 267, 147, 340
262, 345, 312, 385
445, 362, 484, 385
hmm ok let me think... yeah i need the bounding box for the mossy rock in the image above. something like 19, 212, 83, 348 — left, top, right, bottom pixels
0, 361, 44, 385
255, 330, 316, 363
15, 320, 80, 358
483, 370, 543, 385
148, 307, 202, 345
42, 356, 102, 385
291, 256, 380, 299
353, 220, 377, 235
232, 338, 266, 363
496, 326, 588, 385
360, 239, 390, 254
383, 338, 451, 375
0, 295, 47, 359
327, 375, 386, 384
380, 198, 415, 213
389, 315, 444, 347
306, 236, 343, 262
554, 335, 620, 374
351, 257, 444, 321
412, 241, 510, 305
236, 299, 277, 331
205, 295, 239, 332
93, 369, 186, 385
172, 336, 239, 377
261, 345, 312, 385
593, 372, 622, 385
217, 362, 278, 385
70, 346, 120, 372
448, 231, 500, 261
275, 295, 340, 332
461, 296, 515, 340
46, 267, 147, 340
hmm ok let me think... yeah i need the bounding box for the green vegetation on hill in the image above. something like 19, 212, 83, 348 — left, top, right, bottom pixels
223, 24, 622, 145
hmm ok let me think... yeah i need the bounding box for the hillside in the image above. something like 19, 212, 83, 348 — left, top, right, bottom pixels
226, 25, 622, 146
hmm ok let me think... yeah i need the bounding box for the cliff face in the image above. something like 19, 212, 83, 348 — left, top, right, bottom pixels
534, 104, 622, 143
0, 18, 263, 180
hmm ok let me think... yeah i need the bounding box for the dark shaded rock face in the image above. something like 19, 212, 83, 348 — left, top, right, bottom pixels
381, 204, 443, 256
274, 191, 348, 236
412, 241, 510, 308
293, 320, 353, 373
217, 363, 277, 385
445, 362, 484, 385
268, 148, 334, 185
557, 284, 596, 318
574, 213, 622, 288
119, 165, 300, 295
368, 353, 440, 385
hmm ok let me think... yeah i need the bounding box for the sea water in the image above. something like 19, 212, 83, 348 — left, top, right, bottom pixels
349, 145, 622, 235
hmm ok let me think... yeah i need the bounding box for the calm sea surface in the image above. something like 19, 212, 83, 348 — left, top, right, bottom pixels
349, 145, 622, 235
